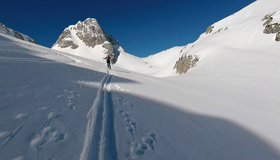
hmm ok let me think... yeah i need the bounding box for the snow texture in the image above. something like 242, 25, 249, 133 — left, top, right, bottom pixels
1, 0, 280, 159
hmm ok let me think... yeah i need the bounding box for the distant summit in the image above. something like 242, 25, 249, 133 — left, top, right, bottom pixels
53, 18, 118, 49
52, 18, 119, 62
0, 22, 35, 43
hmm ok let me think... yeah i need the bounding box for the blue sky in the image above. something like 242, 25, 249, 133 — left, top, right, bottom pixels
0, 0, 255, 57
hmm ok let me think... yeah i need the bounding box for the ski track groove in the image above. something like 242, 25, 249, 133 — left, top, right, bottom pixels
80, 72, 118, 160
1, 120, 27, 148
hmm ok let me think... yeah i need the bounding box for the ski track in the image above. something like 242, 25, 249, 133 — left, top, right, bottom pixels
80, 72, 118, 160
1, 118, 28, 148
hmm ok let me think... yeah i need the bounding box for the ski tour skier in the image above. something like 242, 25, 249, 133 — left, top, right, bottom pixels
104, 54, 113, 69
102, 41, 115, 70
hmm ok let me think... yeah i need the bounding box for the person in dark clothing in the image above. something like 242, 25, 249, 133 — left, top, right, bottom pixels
104, 54, 113, 69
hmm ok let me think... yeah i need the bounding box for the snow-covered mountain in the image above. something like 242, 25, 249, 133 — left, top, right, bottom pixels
52, 18, 199, 77
142, 0, 280, 77
52, 18, 120, 63
0, 22, 35, 43
1, 0, 280, 160
52, 0, 280, 79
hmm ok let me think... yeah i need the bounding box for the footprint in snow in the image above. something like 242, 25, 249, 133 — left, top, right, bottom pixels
30, 126, 66, 148
14, 113, 29, 120
48, 112, 60, 120
0, 131, 11, 140
37, 106, 49, 111
130, 131, 158, 158
12, 155, 25, 160
118, 111, 137, 136
58, 89, 80, 110
116, 94, 134, 108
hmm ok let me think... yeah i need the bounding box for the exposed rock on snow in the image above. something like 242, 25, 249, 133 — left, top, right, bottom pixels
263, 23, 280, 34
53, 18, 118, 49
75, 18, 107, 47
102, 42, 119, 63
263, 16, 273, 26
102, 42, 114, 55
276, 32, 280, 41
53, 29, 79, 49
205, 25, 228, 35
206, 25, 214, 34
174, 54, 199, 74
262, 12, 275, 26
0, 23, 35, 43
262, 11, 280, 41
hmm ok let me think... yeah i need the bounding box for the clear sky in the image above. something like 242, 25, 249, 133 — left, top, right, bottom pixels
0, 0, 255, 57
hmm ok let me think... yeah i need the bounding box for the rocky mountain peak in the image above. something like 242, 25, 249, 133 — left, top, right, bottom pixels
53, 18, 118, 49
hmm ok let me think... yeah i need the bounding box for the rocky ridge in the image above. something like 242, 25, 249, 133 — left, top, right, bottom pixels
0, 23, 35, 43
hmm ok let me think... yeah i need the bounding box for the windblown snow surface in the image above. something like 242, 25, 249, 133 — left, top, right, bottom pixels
1, 0, 280, 159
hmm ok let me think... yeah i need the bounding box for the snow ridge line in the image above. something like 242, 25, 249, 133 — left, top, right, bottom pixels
80, 72, 118, 160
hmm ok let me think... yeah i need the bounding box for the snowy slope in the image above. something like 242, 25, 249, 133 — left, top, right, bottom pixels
106, 0, 280, 156
139, 0, 280, 77
141, 46, 187, 77
1, 0, 280, 160
49, 0, 280, 79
